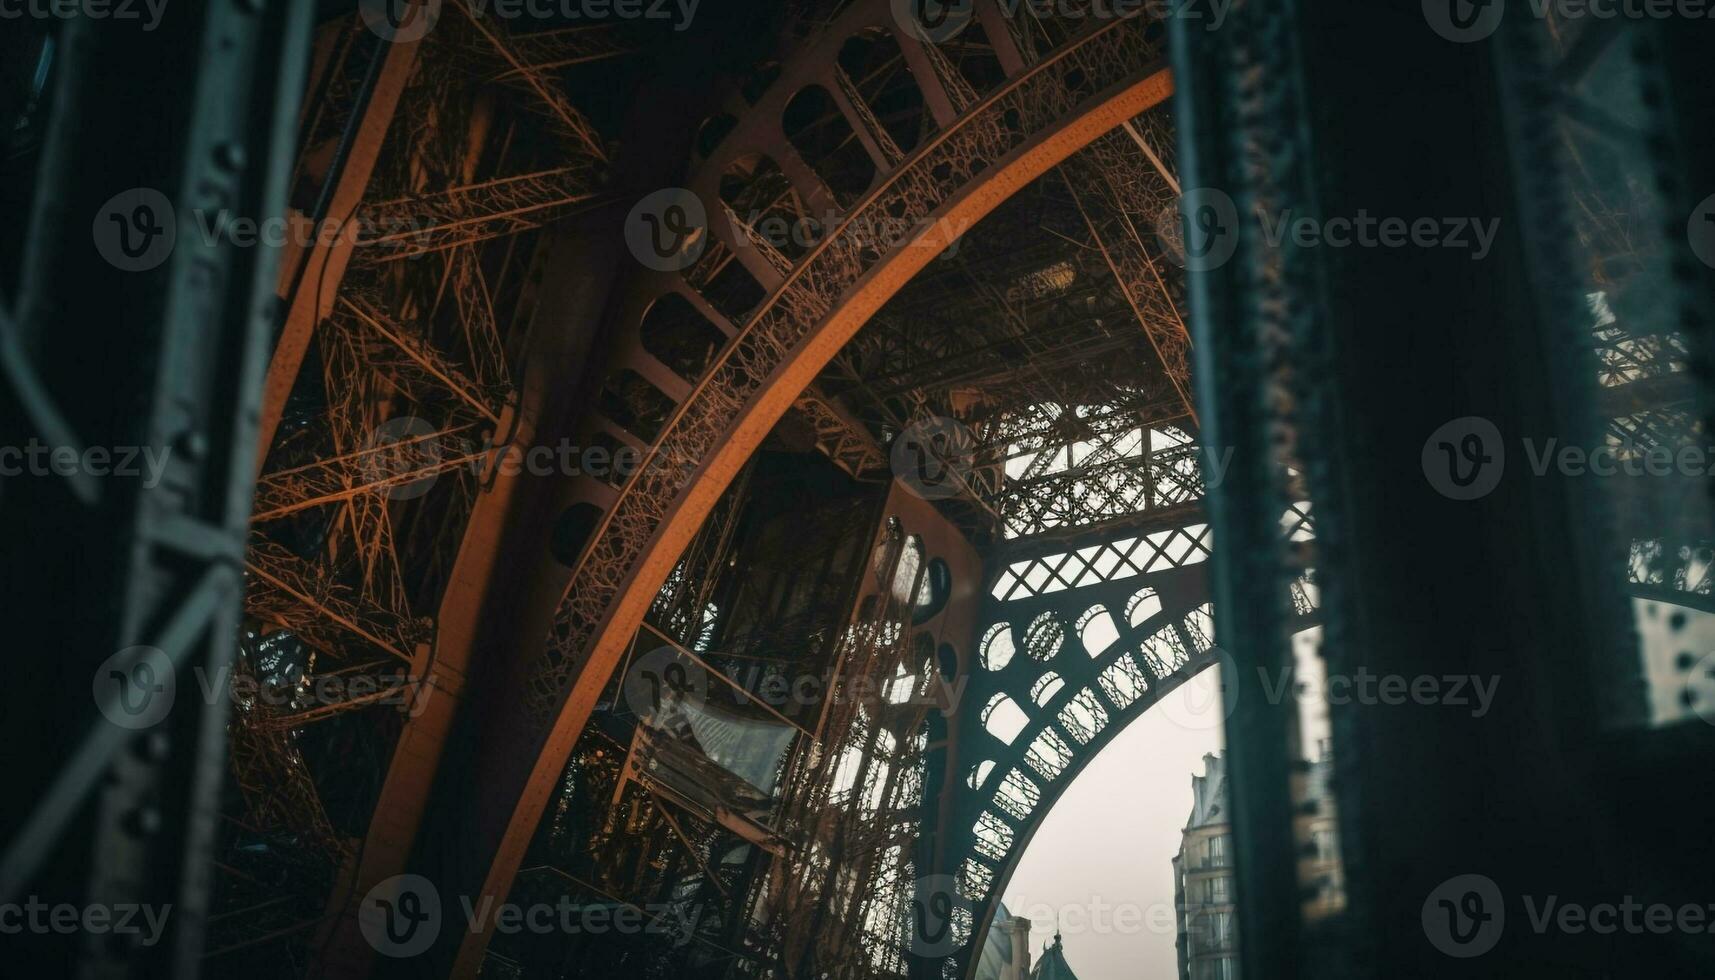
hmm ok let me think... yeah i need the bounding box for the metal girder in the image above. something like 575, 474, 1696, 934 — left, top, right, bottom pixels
791, 385, 890, 479
1061, 129, 1195, 421
440, 9, 1176, 975
450, 0, 610, 161
328, 295, 507, 421
244, 542, 430, 664
462, 22, 637, 76
353, 161, 606, 261
0, 4, 314, 976
250, 420, 489, 522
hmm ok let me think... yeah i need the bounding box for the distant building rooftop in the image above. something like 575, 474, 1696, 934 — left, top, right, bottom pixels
1031, 931, 1081, 980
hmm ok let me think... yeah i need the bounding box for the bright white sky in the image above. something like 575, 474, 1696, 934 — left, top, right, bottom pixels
1001, 664, 1225, 980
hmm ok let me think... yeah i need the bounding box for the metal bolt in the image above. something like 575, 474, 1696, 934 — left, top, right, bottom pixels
123, 806, 163, 837
215, 142, 247, 172
178, 431, 209, 461
133, 731, 171, 762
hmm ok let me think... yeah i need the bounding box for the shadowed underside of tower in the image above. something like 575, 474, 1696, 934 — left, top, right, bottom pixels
2, 2, 1712, 979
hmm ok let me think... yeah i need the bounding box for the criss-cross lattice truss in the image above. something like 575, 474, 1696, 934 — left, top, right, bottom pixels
210, 6, 625, 970
475, 23, 1220, 970
219, 1, 1216, 976
439, 3, 1215, 974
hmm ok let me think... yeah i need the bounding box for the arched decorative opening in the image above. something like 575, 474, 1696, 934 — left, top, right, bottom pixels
837, 28, 929, 157
982, 693, 1030, 745
595, 367, 677, 442
550, 503, 603, 567
782, 83, 875, 206
638, 290, 729, 381
982, 622, 1016, 672
720, 152, 817, 262
434, 11, 1180, 976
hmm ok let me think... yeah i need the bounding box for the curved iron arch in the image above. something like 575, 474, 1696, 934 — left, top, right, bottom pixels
942, 546, 1217, 973
451, 5, 1179, 973
940, 551, 1320, 979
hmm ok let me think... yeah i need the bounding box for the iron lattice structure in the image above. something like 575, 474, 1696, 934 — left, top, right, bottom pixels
5, 1, 1712, 978
209, 3, 1219, 976
205, 2, 1704, 979
211, 4, 615, 969
458, 3, 1235, 976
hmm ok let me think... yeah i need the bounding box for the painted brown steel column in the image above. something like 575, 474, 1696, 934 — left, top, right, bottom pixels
255, 36, 421, 473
